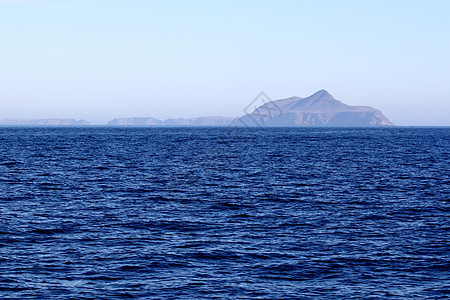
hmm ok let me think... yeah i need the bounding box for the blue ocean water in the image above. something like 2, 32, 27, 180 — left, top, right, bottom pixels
0, 127, 448, 299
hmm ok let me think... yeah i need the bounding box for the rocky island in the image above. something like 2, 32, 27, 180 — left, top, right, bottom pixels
237, 90, 393, 126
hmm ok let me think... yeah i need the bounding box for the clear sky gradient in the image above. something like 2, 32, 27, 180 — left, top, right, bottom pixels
1, 0, 449, 125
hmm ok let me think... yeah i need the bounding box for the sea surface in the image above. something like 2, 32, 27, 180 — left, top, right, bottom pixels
0, 127, 448, 299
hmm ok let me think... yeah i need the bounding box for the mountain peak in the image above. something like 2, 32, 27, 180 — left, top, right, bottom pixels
282, 89, 342, 112
309, 89, 335, 100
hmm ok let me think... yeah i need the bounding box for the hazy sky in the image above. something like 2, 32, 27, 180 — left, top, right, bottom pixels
1, 0, 449, 125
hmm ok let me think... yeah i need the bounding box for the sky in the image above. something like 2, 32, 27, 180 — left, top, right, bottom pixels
0, 0, 449, 125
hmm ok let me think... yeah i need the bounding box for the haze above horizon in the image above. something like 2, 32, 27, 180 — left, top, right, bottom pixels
1, 0, 449, 125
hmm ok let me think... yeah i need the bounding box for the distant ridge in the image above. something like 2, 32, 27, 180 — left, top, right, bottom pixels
107, 117, 163, 126
107, 116, 234, 126
0, 119, 91, 126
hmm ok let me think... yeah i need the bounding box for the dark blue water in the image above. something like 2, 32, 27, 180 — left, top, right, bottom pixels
0, 127, 448, 299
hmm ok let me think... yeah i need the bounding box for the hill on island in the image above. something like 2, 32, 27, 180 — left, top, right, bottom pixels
109, 90, 392, 127
237, 90, 392, 127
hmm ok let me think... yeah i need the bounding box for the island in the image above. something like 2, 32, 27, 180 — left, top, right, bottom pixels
237, 90, 393, 126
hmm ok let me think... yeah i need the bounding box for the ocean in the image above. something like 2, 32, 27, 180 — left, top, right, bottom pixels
0, 127, 448, 299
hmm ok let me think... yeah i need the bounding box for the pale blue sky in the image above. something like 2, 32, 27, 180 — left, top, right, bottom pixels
1, 0, 449, 125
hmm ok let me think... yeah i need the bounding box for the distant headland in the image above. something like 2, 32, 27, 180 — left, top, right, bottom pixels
1, 90, 393, 127
0, 119, 91, 126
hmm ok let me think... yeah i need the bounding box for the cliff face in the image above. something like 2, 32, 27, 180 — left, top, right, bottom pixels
0, 119, 91, 126
237, 90, 393, 127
